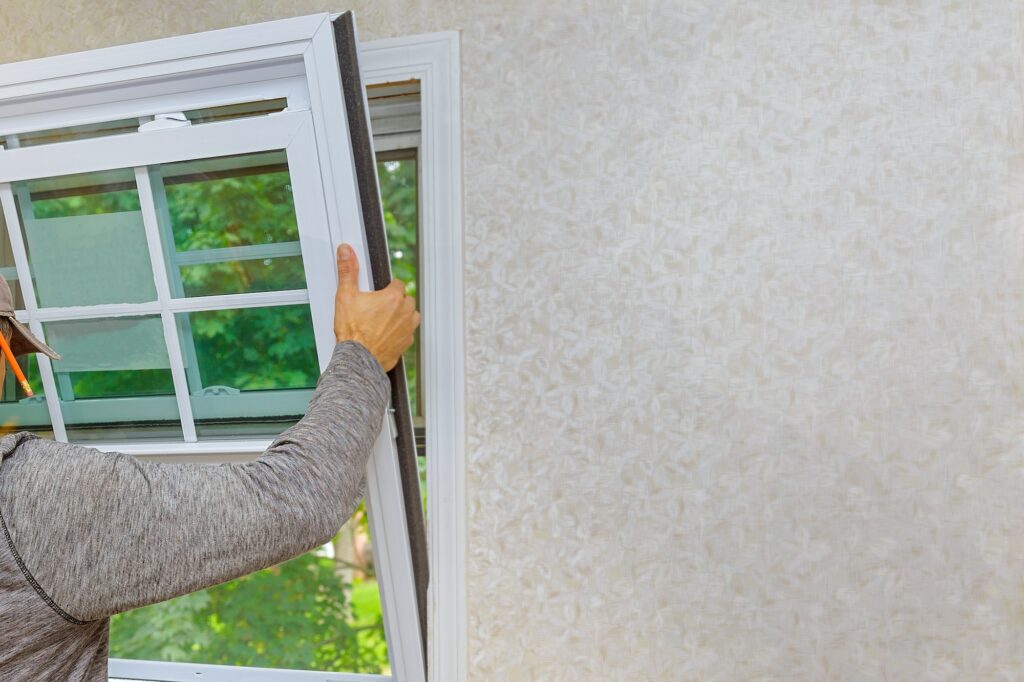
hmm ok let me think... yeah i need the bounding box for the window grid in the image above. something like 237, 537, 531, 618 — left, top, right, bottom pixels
0, 148, 317, 444
0, 180, 66, 439
147, 166, 204, 395
135, 165, 197, 441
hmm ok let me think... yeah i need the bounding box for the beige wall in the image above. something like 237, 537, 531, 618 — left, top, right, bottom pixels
4, 1, 1024, 679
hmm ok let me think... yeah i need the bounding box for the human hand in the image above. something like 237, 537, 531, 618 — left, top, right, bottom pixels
333, 243, 420, 372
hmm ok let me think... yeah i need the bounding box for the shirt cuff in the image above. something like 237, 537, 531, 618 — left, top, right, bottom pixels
326, 340, 391, 410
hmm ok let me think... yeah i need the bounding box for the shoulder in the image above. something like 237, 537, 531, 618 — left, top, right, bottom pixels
1, 432, 113, 471
0, 431, 42, 462
0, 432, 49, 487
0, 434, 138, 510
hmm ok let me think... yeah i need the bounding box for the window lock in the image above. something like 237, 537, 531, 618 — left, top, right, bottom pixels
139, 112, 191, 132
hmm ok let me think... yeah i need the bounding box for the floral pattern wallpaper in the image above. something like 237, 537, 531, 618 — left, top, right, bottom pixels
3, 1, 1024, 679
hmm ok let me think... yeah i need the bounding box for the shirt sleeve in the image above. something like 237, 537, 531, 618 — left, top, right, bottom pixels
0, 340, 390, 622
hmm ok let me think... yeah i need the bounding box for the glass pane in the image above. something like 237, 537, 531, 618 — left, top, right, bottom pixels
0, 208, 26, 309
1, 181, 44, 436
44, 316, 182, 442
0, 100, 288, 151
176, 305, 318, 439
178, 255, 305, 297
378, 155, 421, 418
12, 169, 156, 307
379, 153, 427, 522
153, 151, 307, 297
2, 118, 139, 148
0, 350, 53, 438
109, 523, 390, 673
184, 98, 287, 125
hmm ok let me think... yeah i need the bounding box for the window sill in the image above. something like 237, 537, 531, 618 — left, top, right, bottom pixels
91, 438, 275, 460
109, 658, 390, 681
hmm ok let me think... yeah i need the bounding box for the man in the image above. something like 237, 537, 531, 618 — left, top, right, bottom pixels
0, 243, 419, 680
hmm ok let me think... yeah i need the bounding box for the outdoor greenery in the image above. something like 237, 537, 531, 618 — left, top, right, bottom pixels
108, 550, 389, 672
379, 157, 420, 413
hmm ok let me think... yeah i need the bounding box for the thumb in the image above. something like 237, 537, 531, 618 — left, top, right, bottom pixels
337, 243, 360, 294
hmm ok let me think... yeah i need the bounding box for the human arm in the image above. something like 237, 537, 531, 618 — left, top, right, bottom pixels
0, 340, 388, 621
0, 244, 419, 622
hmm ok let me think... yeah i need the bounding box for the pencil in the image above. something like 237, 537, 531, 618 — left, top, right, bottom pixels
0, 333, 33, 397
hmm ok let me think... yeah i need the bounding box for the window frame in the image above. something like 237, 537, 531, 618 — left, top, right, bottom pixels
1, 112, 325, 444
0, 14, 452, 682
359, 30, 466, 682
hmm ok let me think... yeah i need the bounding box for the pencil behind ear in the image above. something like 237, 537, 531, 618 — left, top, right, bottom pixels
0, 332, 33, 397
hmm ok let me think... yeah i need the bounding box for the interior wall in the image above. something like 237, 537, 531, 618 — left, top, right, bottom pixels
3, 1, 1024, 679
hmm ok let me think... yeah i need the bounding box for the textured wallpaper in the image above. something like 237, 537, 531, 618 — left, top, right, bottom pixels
3, 1, 1024, 679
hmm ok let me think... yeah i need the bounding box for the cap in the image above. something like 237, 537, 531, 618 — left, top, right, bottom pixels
0, 275, 61, 360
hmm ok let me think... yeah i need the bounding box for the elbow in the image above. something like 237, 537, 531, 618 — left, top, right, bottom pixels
299, 488, 363, 550
310, 507, 346, 549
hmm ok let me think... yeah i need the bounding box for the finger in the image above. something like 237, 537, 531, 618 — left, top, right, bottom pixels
337, 244, 360, 294
387, 278, 406, 296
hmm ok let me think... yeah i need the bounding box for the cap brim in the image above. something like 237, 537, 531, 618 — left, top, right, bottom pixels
6, 316, 61, 360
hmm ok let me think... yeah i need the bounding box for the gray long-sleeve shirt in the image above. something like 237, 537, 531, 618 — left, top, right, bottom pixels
0, 340, 389, 681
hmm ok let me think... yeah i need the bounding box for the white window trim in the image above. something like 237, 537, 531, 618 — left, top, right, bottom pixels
0, 14, 466, 682
110, 660, 392, 682
358, 31, 465, 682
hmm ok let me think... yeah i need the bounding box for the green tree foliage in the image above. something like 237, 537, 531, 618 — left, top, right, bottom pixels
378, 158, 419, 411
109, 551, 388, 672
165, 167, 307, 297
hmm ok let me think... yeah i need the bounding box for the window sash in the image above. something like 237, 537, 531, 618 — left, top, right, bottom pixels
0, 110, 332, 444
2, 116, 410, 452
0, 73, 309, 143
0, 110, 309, 183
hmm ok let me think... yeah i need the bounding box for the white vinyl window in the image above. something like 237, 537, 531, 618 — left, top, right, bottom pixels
1, 117, 328, 444
0, 14, 427, 682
